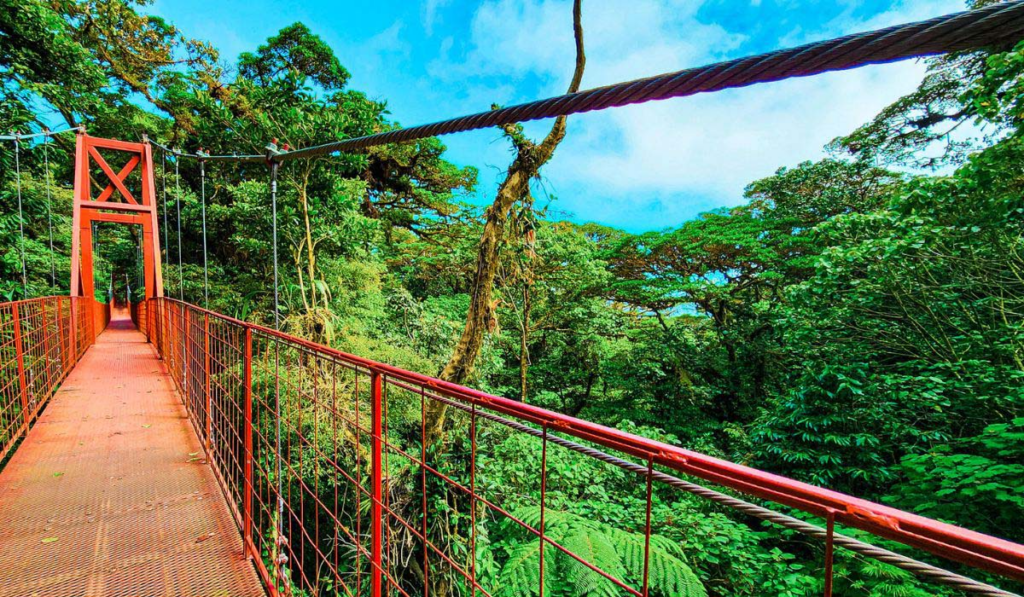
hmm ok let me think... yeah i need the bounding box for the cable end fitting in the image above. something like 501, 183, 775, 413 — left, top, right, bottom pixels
265, 141, 286, 166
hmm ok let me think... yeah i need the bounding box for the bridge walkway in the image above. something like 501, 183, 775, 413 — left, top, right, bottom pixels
0, 311, 264, 597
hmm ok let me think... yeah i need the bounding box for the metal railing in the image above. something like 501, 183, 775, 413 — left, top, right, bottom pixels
0, 296, 108, 463
139, 297, 1024, 597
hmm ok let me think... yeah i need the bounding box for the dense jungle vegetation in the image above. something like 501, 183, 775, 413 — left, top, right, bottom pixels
1, 1, 1023, 595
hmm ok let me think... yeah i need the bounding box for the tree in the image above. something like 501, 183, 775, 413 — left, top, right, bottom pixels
754, 134, 1024, 497
427, 0, 587, 443
829, 0, 1018, 169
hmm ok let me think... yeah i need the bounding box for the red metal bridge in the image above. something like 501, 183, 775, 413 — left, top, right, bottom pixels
3, 4, 1024, 596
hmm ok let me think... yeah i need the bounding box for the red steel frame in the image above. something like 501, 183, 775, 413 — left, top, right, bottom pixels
139, 297, 1024, 597
70, 132, 163, 301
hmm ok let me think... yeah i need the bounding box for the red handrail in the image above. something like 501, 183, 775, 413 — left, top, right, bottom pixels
141, 297, 1023, 596
4, 296, 1021, 596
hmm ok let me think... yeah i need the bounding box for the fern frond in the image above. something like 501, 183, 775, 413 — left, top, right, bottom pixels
561, 528, 625, 597
606, 526, 707, 597
498, 541, 543, 597
500, 505, 707, 597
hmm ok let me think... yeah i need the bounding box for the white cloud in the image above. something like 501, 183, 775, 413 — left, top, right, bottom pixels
423, 0, 454, 37
441, 0, 744, 91
435, 0, 971, 230
350, 21, 413, 85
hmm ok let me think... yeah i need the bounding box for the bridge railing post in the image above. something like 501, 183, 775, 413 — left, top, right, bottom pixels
12, 303, 31, 427
242, 326, 254, 559
71, 299, 77, 360
204, 313, 211, 452
41, 300, 52, 395
370, 370, 383, 597
57, 297, 67, 374
182, 305, 189, 396
87, 300, 95, 346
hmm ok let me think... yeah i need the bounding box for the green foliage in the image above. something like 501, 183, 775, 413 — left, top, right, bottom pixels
495, 507, 705, 597
895, 417, 1024, 540
756, 133, 1024, 501
239, 22, 350, 91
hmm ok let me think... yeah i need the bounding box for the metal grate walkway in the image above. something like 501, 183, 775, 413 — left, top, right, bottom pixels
0, 311, 264, 597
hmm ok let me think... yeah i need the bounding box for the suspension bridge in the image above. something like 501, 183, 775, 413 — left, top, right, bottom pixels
3, 3, 1024, 596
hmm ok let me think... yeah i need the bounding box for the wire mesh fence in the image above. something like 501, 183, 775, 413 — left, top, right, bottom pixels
0, 297, 106, 462
142, 297, 1024, 597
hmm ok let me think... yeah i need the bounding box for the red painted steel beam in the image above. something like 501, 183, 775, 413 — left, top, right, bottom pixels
370, 371, 384, 597
85, 212, 148, 226
87, 146, 139, 205
69, 133, 87, 297
95, 155, 140, 203
140, 140, 163, 299
86, 137, 145, 152
71, 133, 162, 302
77, 200, 152, 213
153, 297, 1024, 584
242, 327, 254, 559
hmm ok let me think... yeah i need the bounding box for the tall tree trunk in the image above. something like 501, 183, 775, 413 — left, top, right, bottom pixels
296, 169, 317, 311
426, 0, 586, 443
520, 281, 532, 402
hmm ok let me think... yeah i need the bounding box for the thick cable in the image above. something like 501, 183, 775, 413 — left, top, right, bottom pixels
199, 159, 209, 308
13, 136, 27, 295
174, 155, 183, 301
137, 3, 1024, 168
43, 137, 55, 286
0, 126, 83, 141
274, 1, 1024, 162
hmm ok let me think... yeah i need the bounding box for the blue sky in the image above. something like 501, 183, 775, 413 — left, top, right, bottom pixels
149, 0, 966, 232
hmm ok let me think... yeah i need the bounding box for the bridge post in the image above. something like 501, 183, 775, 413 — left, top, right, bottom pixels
204, 313, 211, 452
57, 297, 67, 373
242, 326, 254, 559
41, 300, 52, 393
85, 301, 93, 346
370, 370, 383, 597
182, 306, 189, 395
69, 299, 77, 362
12, 304, 30, 426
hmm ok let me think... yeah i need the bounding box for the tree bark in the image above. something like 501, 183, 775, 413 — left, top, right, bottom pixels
520, 281, 532, 402
425, 0, 586, 443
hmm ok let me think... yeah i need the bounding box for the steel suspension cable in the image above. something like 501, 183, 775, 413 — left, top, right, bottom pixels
43, 136, 55, 287
277, 1, 1024, 161
268, 159, 287, 578
13, 135, 27, 295
139, 2, 1024, 166
199, 158, 209, 308
0, 126, 83, 141
175, 155, 183, 301
162, 151, 169, 273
